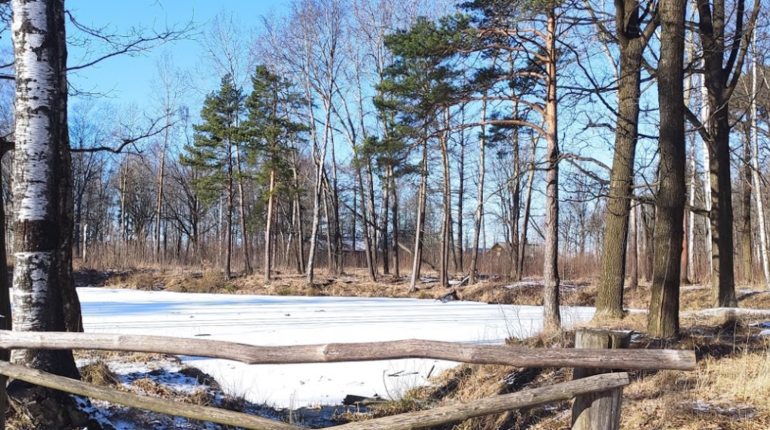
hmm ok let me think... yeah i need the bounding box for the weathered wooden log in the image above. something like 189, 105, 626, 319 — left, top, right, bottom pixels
0, 361, 301, 430
334, 372, 630, 430
571, 330, 631, 430
0, 330, 696, 371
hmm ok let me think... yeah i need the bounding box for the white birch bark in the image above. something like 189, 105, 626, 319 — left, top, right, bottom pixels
700, 64, 713, 283
750, 31, 770, 288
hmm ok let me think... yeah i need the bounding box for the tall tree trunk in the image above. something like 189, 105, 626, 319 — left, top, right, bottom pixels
687, 135, 697, 282
235, 147, 251, 275
391, 168, 400, 278
750, 31, 770, 288
700, 77, 713, 284
697, 0, 759, 306
742, 131, 752, 283
367, 159, 378, 272
440, 112, 451, 287
329, 136, 343, 276
155, 111, 170, 260
509, 102, 522, 282
0, 147, 12, 430
469, 98, 487, 285
542, 8, 561, 332
628, 203, 639, 289
382, 168, 391, 275
9, 1, 87, 425
518, 140, 537, 281
456, 126, 465, 273
409, 142, 429, 292
323, 186, 334, 272
224, 149, 233, 280
594, 1, 647, 318
264, 169, 275, 281
648, 0, 686, 338
358, 166, 376, 280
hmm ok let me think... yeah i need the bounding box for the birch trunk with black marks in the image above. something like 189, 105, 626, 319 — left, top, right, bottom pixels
648, 0, 686, 338
9, 0, 88, 426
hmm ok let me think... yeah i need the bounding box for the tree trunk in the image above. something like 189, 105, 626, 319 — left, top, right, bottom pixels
440, 112, 451, 287
224, 146, 233, 280
628, 203, 639, 289
700, 77, 713, 285
542, 8, 561, 332
382, 168, 391, 275
0, 147, 12, 430
264, 169, 275, 281
456, 127, 465, 273
469, 98, 487, 285
391, 168, 400, 278
409, 143, 429, 292
648, 0, 686, 338
518, 140, 537, 281
235, 147, 251, 275
155, 111, 170, 260
358, 166, 376, 281
595, 8, 646, 319
742, 131, 752, 283
9, 0, 88, 426
750, 31, 770, 288
687, 135, 697, 282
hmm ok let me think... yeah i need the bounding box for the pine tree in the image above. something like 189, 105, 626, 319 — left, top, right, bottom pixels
244, 65, 307, 282
181, 74, 244, 280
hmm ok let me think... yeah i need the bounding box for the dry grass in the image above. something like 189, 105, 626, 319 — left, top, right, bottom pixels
80, 359, 119, 387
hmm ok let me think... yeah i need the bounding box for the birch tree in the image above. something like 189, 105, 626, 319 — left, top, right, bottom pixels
8, 0, 87, 426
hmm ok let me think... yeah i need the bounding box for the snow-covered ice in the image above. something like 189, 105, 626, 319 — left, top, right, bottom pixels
79, 287, 594, 408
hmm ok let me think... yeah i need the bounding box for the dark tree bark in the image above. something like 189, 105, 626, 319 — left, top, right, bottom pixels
594, 0, 655, 319
0, 145, 12, 430
648, 0, 686, 338
693, 0, 759, 306
742, 131, 752, 283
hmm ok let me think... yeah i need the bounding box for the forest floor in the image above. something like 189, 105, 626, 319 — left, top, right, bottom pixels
29, 266, 770, 429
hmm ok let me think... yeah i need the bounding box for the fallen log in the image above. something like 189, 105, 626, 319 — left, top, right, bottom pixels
0, 331, 696, 371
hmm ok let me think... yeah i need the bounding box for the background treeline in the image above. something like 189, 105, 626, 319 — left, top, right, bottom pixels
2, 0, 769, 324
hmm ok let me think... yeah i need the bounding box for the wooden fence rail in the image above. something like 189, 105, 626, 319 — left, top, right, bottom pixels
0, 330, 696, 430
0, 331, 696, 370
0, 361, 629, 430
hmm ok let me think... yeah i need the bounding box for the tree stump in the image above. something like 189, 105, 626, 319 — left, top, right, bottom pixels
570, 329, 630, 430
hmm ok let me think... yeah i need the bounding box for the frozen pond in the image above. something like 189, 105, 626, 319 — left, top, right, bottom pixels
79, 287, 595, 408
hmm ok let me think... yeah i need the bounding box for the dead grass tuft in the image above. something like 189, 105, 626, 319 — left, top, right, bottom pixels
80, 359, 119, 387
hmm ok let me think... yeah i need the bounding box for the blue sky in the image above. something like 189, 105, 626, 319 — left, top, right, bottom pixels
66, 0, 289, 107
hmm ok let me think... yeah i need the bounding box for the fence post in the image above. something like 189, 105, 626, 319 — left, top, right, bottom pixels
570, 329, 630, 430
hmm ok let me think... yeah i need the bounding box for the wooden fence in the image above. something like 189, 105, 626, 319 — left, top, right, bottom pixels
0, 329, 696, 430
